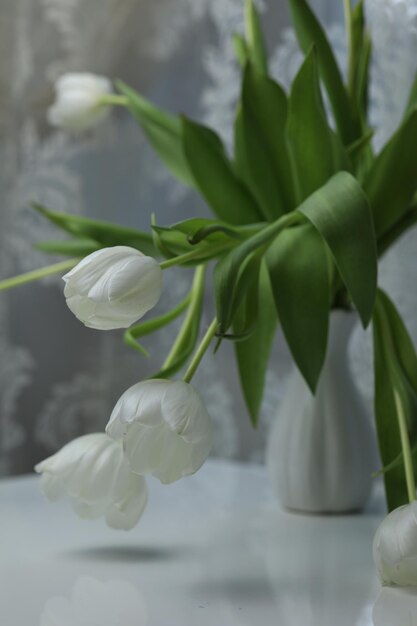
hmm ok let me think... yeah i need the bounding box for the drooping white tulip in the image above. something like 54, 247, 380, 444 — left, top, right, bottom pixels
47, 73, 113, 132
63, 246, 162, 330
106, 379, 213, 484
373, 501, 417, 586
35, 433, 148, 530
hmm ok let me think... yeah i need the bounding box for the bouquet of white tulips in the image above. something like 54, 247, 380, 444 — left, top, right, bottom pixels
3, 0, 417, 594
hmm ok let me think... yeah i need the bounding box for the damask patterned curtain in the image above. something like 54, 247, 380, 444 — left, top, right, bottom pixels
1, 0, 416, 476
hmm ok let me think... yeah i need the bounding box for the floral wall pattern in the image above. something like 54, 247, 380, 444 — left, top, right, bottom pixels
1, 0, 416, 476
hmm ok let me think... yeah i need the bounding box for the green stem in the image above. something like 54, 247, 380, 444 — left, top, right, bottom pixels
393, 387, 417, 503
99, 94, 129, 107
0, 258, 79, 293
344, 0, 354, 93
162, 265, 206, 370
159, 244, 230, 270
183, 317, 218, 384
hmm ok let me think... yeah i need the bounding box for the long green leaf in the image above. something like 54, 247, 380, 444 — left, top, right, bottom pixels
373, 290, 417, 511
237, 63, 295, 218
235, 261, 277, 425
297, 172, 377, 327
267, 223, 330, 392
232, 33, 249, 68
287, 48, 349, 202
33, 204, 156, 256
117, 81, 195, 188
244, 0, 268, 75
363, 109, 417, 237
287, 0, 359, 145
182, 117, 262, 225
35, 239, 100, 257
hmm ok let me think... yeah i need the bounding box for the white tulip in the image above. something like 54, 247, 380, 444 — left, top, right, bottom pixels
63, 246, 162, 330
47, 72, 113, 132
106, 379, 213, 484
373, 501, 417, 586
35, 433, 148, 530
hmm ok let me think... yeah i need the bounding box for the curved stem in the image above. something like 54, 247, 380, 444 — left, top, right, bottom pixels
393, 387, 416, 503
159, 244, 230, 270
0, 258, 79, 293
183, 318, 218, 384
99, 94, 129, 107
162, 265, 206, 370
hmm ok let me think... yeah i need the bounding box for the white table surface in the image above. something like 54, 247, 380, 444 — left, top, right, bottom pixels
0, 459, 385, 625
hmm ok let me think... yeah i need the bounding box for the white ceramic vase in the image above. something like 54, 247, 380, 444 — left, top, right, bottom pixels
267, 310, 377, 514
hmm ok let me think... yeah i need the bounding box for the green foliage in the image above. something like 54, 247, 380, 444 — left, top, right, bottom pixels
116, 81, 195, 188
181, 117, 262, 225
287, 0, 359, 145
287, 48, 349, 202
267, 223, 330, 392
214, 212, 300, 336
237, 64, 295, 218
235, 261, 277, 426
33, 204, 156, 257
244, 0, 268, 75
363, 110, 417, 237
297, 172, 377, 328
373, 290, 417, 511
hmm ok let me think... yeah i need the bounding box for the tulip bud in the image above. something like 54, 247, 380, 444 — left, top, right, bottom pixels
373, 501, 417, 586
106, 379, 213, 484
47, 72, 113, 132
35, 433, 148, 530
63, 246, 162, 330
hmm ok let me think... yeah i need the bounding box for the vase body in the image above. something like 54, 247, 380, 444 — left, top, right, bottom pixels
267, 311, 376, 514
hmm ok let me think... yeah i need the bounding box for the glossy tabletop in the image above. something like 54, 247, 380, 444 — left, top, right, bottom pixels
0, 459, 385, 625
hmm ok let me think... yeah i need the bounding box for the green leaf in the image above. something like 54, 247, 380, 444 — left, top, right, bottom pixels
266, 223, 330, 392
377, 203, 417, 258
297, 172, 377, 327
363, 109, 417, 237
287, 48, 349, 202
181, 116, 262, 225
232, 33, 249, 68
33, 204, 156, 257
235, 261, 277, 425
404, 67, 417, 118
35, 238, 100, 256
373, 290, 417, 511
244, 0, 268, 75
287, 0, 358, 145
237, 63, 296, 218
116, 81, 195, 188
151, 218, 249, 263
214, 212, 301, 334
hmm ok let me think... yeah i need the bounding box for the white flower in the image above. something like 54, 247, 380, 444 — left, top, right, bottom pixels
40, 576, 148, 626
373, 587, 417, 626
373, 501, 417, 586
63, 246, 162, 330
35, 433, 148, 530
106, 379, 213, 484
47, 72, 113, 132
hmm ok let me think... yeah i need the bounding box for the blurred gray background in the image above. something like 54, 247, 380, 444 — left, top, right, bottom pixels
1, 0, 416, 475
